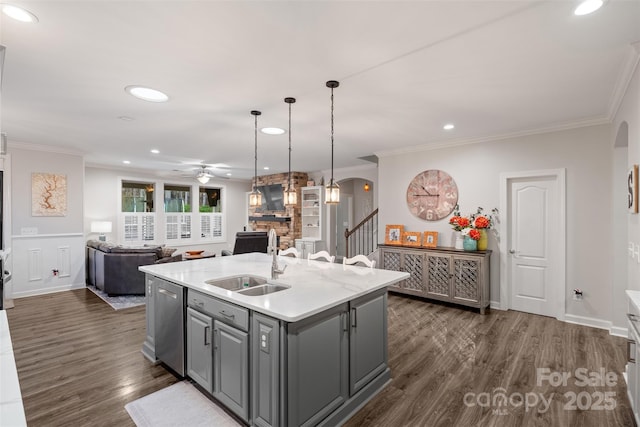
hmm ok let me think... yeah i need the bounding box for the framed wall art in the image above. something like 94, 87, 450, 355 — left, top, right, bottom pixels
423, 231, 438, 248
385, 224, 404, 245
32, 172, 67, 216
401, 231, 421, 247
629, 165, 638, 214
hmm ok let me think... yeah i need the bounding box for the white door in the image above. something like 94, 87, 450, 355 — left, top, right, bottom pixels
505, 171, 564, 318
336, 195, 353, 258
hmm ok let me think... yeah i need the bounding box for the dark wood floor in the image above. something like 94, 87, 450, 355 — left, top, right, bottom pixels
6, 289, 636, 427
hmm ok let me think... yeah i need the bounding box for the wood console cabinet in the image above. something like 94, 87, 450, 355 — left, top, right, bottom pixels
379, 245, 491, 314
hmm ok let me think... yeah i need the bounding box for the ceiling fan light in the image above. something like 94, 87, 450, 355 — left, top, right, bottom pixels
196, 173, 210, 184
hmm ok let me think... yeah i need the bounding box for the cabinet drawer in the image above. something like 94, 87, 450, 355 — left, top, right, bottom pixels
188, 289, 249, 331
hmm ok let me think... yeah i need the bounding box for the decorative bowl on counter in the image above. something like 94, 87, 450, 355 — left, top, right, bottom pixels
185, 250, 204, 256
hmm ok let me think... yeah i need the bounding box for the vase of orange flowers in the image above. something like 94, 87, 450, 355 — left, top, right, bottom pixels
462, 228, 480, 251
471, 207, 498, 251
449, 205, 470, 250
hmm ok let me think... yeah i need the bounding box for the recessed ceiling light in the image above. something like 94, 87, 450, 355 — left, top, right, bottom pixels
443, 123, 455, 130
2, 4, 39, 23
117, 115, 135, 121
150, 149, 160, 154
261, 127, 285, 135
226, 173, 232, 176
263, 166, 270, 170
123, 160, 131, 164
125, 85, 169, 103
574, 0, 604, 15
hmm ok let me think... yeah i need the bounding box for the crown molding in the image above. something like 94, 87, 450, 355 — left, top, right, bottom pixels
607, 44, 640, 121
375, 116, 610, 158
8, 141, 85, 156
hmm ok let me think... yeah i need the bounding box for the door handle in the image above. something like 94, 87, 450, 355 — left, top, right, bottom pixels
158, 288, 177, 299
204, 326, 210, 346
629, 339, 636, 363
509, 249, 516, 254
351, 307, 357, 328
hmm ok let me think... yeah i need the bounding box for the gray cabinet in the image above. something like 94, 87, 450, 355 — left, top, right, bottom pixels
381, 245, 491, 314
349, 289, 387, 395
252, 313, 281, 427
186, 307, 213, 393
287, 303, 349, 427
214, 320, 249, 422
142, 274, 156, 362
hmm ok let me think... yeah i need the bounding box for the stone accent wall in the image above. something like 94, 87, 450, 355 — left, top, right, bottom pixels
248, 171, 308, 250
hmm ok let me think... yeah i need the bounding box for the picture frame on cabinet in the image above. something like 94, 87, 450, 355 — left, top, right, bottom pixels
385, 224, 404, 245
423, 231, 438, 248
401, 231, 421, 247
629, 164, 638, 214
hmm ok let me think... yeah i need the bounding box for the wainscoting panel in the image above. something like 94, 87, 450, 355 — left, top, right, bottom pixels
10, 233, 85, 298
57, 246, 71, 278
27, 249, 42, 281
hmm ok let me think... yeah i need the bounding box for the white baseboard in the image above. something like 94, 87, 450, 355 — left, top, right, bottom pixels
610, 325, 628, 338
13, 283, 86, 299
564, 313, 612, 331
490, 300, 506, 310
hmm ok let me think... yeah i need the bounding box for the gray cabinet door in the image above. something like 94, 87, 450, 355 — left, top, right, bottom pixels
252, 313, 281, 427
349, 289, 388, 396
452, 256, 481, 303
186, 307, 213, 394
214, 320, 249, 422
287, 303, 348, 427
142, 275, 156, 361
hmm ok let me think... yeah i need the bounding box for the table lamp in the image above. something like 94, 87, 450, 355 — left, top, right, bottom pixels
91, 221, 112, 242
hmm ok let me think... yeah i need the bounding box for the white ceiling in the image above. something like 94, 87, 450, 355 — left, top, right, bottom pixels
1, 1, 639, 181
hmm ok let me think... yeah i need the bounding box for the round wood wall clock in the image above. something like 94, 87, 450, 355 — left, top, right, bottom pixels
406, 169, 458, 221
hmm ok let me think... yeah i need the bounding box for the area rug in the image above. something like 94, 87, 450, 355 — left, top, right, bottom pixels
86, 285, 145, 310
125, 381, 241, 427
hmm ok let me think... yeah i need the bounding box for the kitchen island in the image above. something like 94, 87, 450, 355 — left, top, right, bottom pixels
139, 252, 408, 427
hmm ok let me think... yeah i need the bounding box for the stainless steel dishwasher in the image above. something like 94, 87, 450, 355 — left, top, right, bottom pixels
155, 278, 186, 376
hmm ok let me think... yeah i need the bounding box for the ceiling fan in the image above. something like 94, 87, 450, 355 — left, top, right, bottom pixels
181, 164, 230, 183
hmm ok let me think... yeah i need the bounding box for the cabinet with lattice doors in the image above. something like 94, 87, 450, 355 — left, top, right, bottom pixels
379, 245, 490, 314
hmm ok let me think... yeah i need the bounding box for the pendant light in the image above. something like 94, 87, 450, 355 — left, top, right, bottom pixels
283, 97, 297, 206
325, 80, 340, 204
249, 110, 263, 207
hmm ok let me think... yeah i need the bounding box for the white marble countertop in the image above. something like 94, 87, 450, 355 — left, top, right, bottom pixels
140, 252, 409, 322
0, 310, 27, 426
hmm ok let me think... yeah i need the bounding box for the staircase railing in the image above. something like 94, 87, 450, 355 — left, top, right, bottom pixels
344, 208, 378, 259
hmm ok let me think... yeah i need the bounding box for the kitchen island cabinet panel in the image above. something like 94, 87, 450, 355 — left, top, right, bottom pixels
186, 307, 213, 394
349, 289, 388, 395
287, 303, 349, 427
214, 320, 249, 422
252, 313, 281, 427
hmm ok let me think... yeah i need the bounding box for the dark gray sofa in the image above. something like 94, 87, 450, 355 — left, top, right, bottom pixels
86, 240, 181, 296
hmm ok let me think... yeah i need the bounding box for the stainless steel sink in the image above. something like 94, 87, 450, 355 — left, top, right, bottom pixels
205, 275, 268, 291
236, 284, 290, 296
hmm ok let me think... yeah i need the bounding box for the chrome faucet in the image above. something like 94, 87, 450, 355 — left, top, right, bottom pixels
268, 229, 286, 279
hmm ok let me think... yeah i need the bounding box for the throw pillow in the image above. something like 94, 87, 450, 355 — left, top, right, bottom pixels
161, 247, 177, 258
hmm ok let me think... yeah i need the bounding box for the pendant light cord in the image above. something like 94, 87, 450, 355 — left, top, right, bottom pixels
288, 100, 292, 190
254, 113, 258, 191
330, 86, 334, 183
